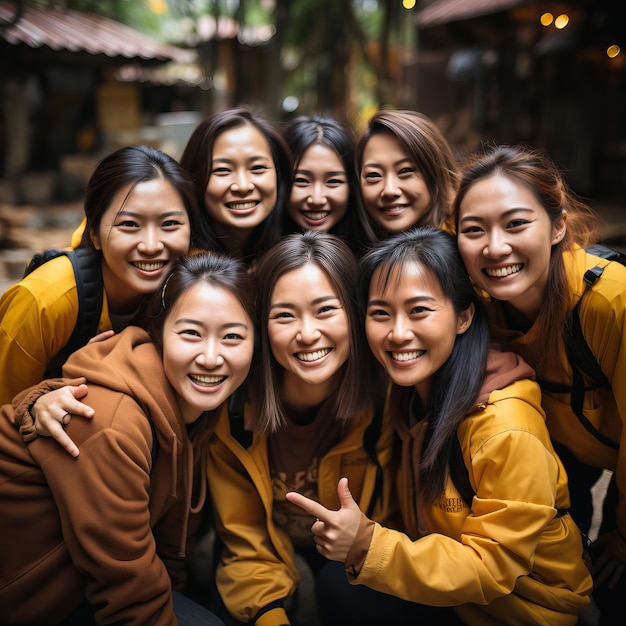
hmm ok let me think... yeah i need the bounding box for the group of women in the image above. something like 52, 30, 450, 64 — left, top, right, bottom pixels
0, 104, 623, 626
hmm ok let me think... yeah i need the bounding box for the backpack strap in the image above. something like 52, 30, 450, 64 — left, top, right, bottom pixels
566, 262, 610, 385
42, 249, 103, 378
559, 262, 618, 449
585, 243, 626, 266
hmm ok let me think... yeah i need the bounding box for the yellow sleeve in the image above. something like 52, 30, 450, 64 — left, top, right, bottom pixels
70, 218, 87, 249
0, 257, 78, 404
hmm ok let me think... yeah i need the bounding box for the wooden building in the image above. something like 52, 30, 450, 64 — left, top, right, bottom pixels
412, 0, 626, 202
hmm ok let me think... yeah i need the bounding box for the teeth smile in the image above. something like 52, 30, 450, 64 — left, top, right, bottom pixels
392, 350, 425, 362
484, 264, 523, 277
303, 211, 329, 220
134, 261, 165, 271
190, 374, 226, 386
228, 201, 257, 210
296, 348, 331, 362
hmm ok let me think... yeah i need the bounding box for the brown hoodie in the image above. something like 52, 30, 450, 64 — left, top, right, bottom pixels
0, 326, 218, 625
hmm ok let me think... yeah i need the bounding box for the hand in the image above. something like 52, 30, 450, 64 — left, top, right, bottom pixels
286, 477, 362, 562
88, 329, 115, 344
31, 382, 93, 457
589, 530, 626, 590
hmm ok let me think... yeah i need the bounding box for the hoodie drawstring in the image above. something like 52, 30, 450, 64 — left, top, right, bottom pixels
177, 436, 209, 557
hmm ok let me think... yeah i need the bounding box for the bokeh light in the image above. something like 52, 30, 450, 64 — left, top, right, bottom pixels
540, 13, 553, 27
607, 45, 621, 59
554, 14, 569, 29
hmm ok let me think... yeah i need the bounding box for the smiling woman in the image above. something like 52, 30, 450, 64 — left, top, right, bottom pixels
285, 228, 592, 626
0, 252, 253, 625
355, 109, 459, 247
161, 279, 255, 424
205, 231, 396, 626
180, 107, 291, 263
282, 115, 365, 253
454, 144, 626, 621
0, 145, 201, 406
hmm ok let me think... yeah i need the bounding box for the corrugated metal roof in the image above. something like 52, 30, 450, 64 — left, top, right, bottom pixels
0, 1, 195, 63
417, 0, 527, 27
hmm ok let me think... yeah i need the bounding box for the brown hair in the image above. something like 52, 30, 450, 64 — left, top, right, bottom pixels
355, 109, 459, 245
453, 144, 599, 375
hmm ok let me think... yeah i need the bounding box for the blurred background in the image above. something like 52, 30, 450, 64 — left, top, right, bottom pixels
1, 0, 625, 286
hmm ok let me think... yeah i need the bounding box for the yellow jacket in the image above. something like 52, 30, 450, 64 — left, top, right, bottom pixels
352, 351, 592, 625
70, 218, 86, 248
206, 399, 397, 626
0, 254, 111, 405
486, 246, 626, 562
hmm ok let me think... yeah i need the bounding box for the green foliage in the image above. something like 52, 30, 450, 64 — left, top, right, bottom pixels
18, 0, 418, 114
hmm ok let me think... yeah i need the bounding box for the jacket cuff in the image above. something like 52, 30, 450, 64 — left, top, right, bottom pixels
255, 606, 290, 626
345, 512, 375, 580
13, 377, 85, 443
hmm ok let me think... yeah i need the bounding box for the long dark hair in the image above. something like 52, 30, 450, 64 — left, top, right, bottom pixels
252, 231, 368, 432
453, 144, 599, 376
180, 106, 292, 262
80, 145, 201, 250
282, 115, 366, 251
359, 228, 490, 501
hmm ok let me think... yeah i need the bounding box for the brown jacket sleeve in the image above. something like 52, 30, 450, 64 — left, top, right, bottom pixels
11, 377, 87, 443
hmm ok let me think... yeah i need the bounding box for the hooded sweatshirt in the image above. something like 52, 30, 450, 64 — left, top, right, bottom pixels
346, 349, 592, 626
0, 326, 218, 626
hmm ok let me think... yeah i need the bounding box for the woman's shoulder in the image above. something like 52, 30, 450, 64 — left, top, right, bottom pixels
0, 255, 82, 333
561, 247, 626, 329
462, 349, 545, 442
460, 379, 549, 458
4, 253, 78, 302
210, 399, 266, 451
564, 245, 626, 301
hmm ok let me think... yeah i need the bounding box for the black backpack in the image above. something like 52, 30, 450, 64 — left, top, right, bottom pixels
452, 244, 626, 506
539, 243, 625, 451
23, 248, 103, 378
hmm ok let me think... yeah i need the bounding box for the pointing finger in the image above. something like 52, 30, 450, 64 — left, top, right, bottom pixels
286, 491, 331, 522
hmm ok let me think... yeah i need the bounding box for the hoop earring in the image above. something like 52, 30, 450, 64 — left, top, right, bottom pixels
161, 273, 174, 309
